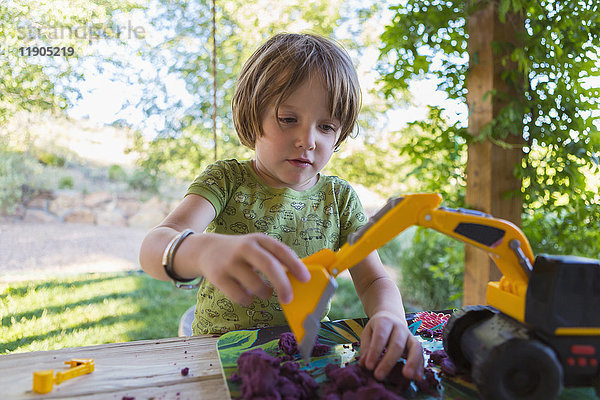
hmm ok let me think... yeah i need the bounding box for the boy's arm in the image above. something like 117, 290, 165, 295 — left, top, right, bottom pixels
349, 251, 424, 381
139, 194, 216, 282
139, 194, 310, 306
350, 251, 405, 320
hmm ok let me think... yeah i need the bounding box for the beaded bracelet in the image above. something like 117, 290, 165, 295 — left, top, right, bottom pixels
162, 229, 204, 289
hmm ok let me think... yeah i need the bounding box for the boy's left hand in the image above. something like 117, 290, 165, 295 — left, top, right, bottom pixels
358, 310, 424, 381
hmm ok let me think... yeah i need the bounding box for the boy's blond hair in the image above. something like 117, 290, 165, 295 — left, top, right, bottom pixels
232, 33, 361, 150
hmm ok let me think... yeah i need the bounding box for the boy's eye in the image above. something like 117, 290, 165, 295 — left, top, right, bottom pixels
321, 124, 337, 133
278, 117, 296, 124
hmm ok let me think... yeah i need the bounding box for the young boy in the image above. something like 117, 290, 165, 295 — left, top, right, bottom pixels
139, 33, 424, 381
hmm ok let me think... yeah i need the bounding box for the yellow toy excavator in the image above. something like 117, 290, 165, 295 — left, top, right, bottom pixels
281, 193, 600, 400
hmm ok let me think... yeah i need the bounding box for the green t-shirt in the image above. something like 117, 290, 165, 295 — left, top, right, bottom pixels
186, 159, 366, 335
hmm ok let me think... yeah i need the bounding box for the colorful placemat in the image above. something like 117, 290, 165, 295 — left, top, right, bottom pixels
216, 311, 596, 399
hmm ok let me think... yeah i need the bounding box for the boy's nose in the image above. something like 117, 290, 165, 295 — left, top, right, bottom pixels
295, 126, 316, 150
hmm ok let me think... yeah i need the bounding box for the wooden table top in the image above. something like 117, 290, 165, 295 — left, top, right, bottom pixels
0, 335, 227, 400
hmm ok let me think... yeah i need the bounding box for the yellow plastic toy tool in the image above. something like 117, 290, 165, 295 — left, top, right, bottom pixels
33, 358, 95, 394
281, 193, 535, 362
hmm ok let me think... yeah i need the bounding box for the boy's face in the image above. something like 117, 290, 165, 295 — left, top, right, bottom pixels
254, 75, 340, 191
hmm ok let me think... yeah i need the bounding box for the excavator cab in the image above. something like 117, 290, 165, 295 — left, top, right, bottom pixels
526, 254, 600, 334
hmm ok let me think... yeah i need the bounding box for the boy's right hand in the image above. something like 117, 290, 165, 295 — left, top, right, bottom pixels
192, 232, 311, 306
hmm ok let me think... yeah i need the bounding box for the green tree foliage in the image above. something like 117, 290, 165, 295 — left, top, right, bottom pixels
0, 148, 43, 213
127, 0, 388, 181
0, 0, 142, 126
0, 1, 143, 212
326, 107, 467, 204
327, 108, 469, 309
378, 0, 600, 258
128, 0, 344, 181
397, 228, 464, 310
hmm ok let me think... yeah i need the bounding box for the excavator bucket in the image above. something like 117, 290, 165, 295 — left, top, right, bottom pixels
281, 248, 337, 362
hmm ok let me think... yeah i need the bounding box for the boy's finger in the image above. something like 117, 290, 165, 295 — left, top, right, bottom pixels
244, 240, 295, 304
364, 325, 390, 371
258, 235, 310, 282
359, 326, 372, 368
218, 277, 253, 306
374, 327, 404, 381
403, 336, 425, 380
235, 263, 273, 300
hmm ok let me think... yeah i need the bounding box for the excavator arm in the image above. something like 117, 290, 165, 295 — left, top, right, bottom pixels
282, 193, 536, 359
329, 193, 535, 322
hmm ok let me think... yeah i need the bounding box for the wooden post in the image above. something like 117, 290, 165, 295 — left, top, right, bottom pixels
464, 2, 524, 305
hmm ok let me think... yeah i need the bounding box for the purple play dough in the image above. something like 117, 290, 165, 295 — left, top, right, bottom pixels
428, 349, 447, 365
415, 368, 441, 395
439, 358, 458, 377
278, 332, 331, 357
311, 340, 331, 357
278, 332, 299, 355
234, 332, 442, 399
322, 359, 443, 399
321, 363, 406, 400
235, 348, 318, 399
427, 349, 458, 377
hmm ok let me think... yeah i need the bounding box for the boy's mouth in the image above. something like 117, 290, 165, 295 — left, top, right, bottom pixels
287, 158, 313, 167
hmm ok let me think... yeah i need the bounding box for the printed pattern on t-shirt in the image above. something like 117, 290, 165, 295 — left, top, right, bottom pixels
186, 159, 366, 335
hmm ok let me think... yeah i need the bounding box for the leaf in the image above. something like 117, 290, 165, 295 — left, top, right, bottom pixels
217, 329, 260, 366
378, 0, 600, 261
